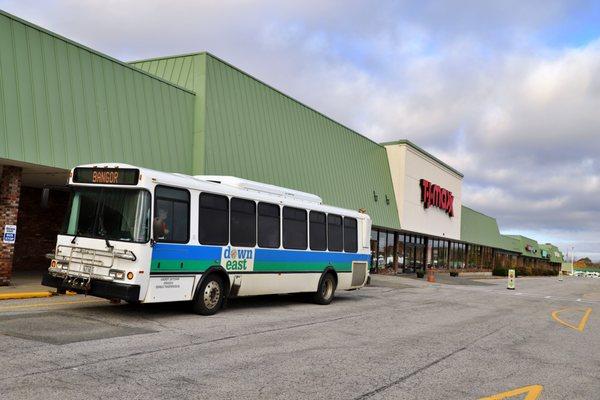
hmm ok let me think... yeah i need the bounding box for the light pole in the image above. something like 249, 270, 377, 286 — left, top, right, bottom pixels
571, 246, 575, 274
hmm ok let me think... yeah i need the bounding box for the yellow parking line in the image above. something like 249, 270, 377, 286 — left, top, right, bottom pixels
479, 384, 543, 400
0, 298, 106, 312
551, 307, 592, 332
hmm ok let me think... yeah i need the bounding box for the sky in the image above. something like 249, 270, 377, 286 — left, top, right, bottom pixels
1, 0, 599, 260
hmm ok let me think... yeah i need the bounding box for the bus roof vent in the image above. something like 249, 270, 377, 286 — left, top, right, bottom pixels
193, 175, 322, 204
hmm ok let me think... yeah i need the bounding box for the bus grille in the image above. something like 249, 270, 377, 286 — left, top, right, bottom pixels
351, 261, 368, 286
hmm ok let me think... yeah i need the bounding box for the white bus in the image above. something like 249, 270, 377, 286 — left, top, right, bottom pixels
42, 164, 372, 315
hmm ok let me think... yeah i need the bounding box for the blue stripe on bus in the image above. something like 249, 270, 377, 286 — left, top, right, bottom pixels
152, 243, 221, 260
151, 243, 370, 263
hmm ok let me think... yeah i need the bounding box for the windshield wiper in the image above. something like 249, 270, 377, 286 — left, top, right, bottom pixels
103, 236, 114, 250
71, 230, 82, 244
98, 231, 114, 250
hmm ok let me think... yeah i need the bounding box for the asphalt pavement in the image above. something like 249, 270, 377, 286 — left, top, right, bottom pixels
0, 275, 599, 399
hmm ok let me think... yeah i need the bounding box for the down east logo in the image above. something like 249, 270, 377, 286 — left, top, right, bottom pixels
221, 246, 255, 271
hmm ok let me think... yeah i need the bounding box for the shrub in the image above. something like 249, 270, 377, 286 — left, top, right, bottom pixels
493, 267, 508, 277
416, 271, 425, 278
449, 271, 459, 277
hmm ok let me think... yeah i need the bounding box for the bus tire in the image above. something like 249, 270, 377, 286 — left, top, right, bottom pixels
312, 272, 336, 305
192, 274, 224, 315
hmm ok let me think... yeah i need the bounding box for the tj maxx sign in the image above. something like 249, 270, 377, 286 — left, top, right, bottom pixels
419, 179, 454, 217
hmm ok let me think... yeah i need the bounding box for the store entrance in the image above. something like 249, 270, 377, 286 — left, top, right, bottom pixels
369, 228, 426, 274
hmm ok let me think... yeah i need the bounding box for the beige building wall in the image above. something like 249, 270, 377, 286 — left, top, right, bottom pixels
384, 142, 463, 240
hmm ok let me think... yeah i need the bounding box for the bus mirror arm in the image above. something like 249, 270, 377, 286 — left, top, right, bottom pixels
150, 238, 156, 248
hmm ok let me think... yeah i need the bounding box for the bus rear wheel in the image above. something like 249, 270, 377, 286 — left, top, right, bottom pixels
312, 273, 336, 305
192, 275, 224, 315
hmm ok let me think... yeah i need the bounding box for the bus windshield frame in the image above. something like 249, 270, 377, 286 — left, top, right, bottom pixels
62, 186, 152, 244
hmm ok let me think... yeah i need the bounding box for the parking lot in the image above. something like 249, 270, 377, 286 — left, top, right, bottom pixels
0, 275, 599, 399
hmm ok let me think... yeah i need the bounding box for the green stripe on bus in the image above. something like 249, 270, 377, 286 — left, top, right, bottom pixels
150, 260, 352, 273
253, 261, 351, 272
150, 259, 213, 273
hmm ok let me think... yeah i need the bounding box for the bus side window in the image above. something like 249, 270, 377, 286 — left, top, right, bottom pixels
258, 202, 280, 248
309, 211, 327, 251
154, 186, 190, 243
344, 217, 358, 253
283, 206, 307, 250
199, 193, 229, 245
327, 214, 343, 252
231, 198, 256, 247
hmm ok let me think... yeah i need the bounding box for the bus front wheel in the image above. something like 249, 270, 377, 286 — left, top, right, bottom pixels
312, 273, 336, 305
192, 275, 224, 315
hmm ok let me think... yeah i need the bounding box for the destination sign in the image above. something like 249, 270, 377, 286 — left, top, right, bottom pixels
73, 168, 139, 185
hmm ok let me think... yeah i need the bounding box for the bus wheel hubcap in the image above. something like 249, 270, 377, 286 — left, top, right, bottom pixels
324, 279, 333, 299
204, 281, 221, 309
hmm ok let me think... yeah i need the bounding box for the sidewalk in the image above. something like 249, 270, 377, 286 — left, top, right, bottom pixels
0, 271, 57, 300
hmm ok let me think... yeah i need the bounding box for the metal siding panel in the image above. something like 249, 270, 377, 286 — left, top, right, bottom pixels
12, 20, 31, 162
100, 58, 121, 163
132, 72, 155, 166
202, 55, 399, 228
90, 53, 110, 162
25, 27, 50, 165
0, 13, 194, 173
67, 44, 92, 164
54, 39, 78, 167
112, 62, 134, 164
40, 33, 66, 165
122, 68, 143, 166
79, 51, 103, 164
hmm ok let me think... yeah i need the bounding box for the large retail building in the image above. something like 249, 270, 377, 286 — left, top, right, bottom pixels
0, 10, 563, 285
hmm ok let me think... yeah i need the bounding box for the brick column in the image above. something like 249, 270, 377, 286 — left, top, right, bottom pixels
0, 166, 22, 286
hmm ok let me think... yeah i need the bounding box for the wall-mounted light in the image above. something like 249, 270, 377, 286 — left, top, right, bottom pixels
373, 190, 378, 202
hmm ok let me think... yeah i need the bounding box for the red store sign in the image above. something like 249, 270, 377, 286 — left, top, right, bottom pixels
419, 179, 454, 217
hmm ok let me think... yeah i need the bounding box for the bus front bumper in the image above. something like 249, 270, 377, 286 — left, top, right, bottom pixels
42, 272, 141, 303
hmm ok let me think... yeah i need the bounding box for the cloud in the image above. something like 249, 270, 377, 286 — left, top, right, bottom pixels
1, 0, 599, 259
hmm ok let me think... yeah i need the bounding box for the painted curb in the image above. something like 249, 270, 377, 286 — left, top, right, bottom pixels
0, 291, 54, 300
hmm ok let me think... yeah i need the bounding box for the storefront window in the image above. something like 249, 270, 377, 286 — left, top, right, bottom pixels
414, 236, 425, 270
467, 245, 480, 268
405, 235, 415, 272
448, 242, 465, 269
397, 234, 405, 271
370, 229, 378, 271
386, 232, 395, 269
377, 231, 387, 270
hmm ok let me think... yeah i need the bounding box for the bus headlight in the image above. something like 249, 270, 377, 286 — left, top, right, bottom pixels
50, 259, 68, 270
109, 269, 125, 280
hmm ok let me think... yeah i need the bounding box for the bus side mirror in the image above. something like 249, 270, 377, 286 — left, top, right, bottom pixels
150, 238, 156, 247
41, 188, 50, 209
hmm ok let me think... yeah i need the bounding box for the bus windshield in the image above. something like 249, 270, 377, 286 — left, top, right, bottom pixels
63, 187, 151, 243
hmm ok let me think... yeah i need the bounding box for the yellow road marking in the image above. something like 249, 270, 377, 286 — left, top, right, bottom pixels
0, 298, 106, 312
0, 291, 53, 300
479, 384, 543, 400
551, 307, 592, 332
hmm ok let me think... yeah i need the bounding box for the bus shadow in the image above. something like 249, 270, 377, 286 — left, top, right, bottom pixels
76, 293, 360, 318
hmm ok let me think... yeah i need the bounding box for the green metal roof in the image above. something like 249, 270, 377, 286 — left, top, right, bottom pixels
505, 235, 543, 259
132, 53, 400, 229
0, 9, 196, 173
499, 235, 523, 254
539, 243, 564, 263
460, 206, 508, 250
380, 139, 464, 178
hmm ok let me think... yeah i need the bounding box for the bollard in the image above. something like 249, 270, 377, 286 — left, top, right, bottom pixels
558, 270, 563, 281
426, 268, 436, 283
507, 269, 515, 290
